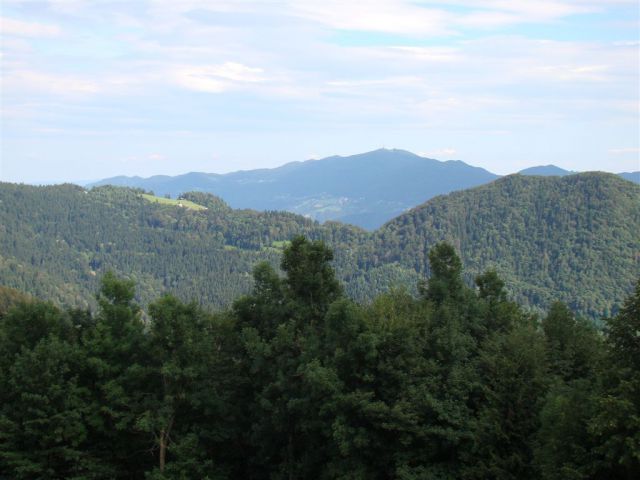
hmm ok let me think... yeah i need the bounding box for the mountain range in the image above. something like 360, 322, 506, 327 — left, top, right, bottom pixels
2, 171, 638, 320
90, 149, 498, 229
89, 149, 639, 229
519, 164, 640, 184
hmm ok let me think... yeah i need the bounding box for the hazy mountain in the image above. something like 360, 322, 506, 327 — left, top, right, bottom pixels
518, 165, 574, 176
89, 149, 499, 230
2, 172, 638, 319
519, 165, 639, 184
618, 171, 640, 184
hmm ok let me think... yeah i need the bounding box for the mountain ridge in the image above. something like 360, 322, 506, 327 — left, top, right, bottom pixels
89, 149, 499, 229
89, 149, 639, 229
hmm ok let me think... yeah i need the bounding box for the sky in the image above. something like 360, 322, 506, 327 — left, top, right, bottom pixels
1, 0, 639, 184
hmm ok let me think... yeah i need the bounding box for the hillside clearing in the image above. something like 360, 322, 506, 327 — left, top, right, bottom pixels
140, 193, 207, 211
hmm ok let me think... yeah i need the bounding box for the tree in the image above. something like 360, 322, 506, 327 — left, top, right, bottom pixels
81, 272, 151, 478
468, 324, 548, 479
281, 235, 342, 321
142, 295, 239, 478
605, 279, 640, 372
476, 270, 507, 303
0, 337, 99, 479
235, 236, 345, 478
421, 242, 464, 304
589, 279, 640, 478
542, 302, 600, 382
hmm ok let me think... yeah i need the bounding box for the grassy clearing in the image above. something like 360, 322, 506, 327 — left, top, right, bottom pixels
140, 194, 207, 211
271, 240, 290, 248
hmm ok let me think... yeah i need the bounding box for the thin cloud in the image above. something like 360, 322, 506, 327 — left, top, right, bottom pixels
0, 17, 61, 37
420, 148, 458, 158
609, 147, 640, 155
4, 70, 100, 95
289, 0, 454, 36
173, 62, 265, 93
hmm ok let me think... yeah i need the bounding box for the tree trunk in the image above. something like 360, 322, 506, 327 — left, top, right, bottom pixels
159, 428, 167, 472
158, 415, 174, 473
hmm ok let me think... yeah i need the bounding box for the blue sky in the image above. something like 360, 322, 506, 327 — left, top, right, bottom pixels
1, 0, 638, 183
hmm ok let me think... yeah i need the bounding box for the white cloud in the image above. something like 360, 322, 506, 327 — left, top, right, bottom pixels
525, 63, 610, 82
326, 75, 424, 89
287, 0, 610, 35
420, 148, 458, 158
0, 17, 61, 37
609, 147, 640, 155
289, 0, 453, 36
387, 46, 461, 62
173, 62, 265, 93
434, 0, 597, 22
3, 70, 100, 95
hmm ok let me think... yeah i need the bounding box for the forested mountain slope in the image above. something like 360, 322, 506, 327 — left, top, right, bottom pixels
1, 172, 638, 319
368, 173, 640, 318
0, 184, 368, 309
90, 149, 499, 229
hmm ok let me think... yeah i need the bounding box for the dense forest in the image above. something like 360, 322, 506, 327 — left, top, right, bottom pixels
0, 183, 367, 310
1, 237, 638, 479
370, 173, 640, 318
0, 172, 638, 320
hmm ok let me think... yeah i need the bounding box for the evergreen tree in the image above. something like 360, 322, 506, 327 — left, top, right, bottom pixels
80, 272, 152, 478
590, 279, 640, 478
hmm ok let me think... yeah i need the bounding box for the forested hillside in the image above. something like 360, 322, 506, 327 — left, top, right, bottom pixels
370, 173, 640, 318
1, 239, 638, 479
1, 172, 638, 319
0, 183, 367, 310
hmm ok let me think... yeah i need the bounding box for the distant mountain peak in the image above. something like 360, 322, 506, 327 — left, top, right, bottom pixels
518, 165, 574, 176
618, 171, 640, 184
88, 149, 498, 230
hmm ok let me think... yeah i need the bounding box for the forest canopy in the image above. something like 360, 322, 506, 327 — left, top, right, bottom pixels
1, 237, 638, 479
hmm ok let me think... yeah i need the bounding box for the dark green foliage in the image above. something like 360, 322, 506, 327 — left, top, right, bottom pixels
542, 302, 601, 381
535, 379, 600, 480
533, 280, 640, 480
281, 235, 343, 321
0, 286, 32, 316
589, 280, 640, 478
467, 323, 548, 479
605, 279, 640, 372
0, 336, 99, 479
0, 239, 638, 479
421, 242, 464, 303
